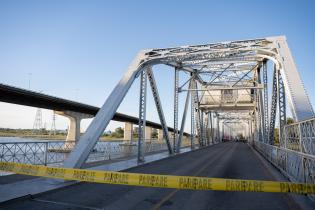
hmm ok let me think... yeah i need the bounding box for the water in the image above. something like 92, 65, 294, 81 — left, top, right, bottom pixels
0, 136, 55, 143
0, 137, 189, 177
0, 137, 169, 172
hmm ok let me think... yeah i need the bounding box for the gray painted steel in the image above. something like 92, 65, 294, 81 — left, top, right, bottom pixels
63, 36, 314, 168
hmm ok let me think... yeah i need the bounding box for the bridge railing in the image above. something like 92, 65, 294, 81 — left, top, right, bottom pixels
0, 138, 192, 167
284, 118, 315, 155
254, 117, 315, 187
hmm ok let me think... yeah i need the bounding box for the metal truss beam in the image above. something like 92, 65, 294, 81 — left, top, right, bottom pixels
232, 64, 259, 87
269, 66, 277, 145
262, 60, 269, 143
63, 51, 147, 168
176, 80, 191, 152
269, 37, 314, 121
63, 36, 314, 169
200, 111, 205, 146
173, 68, 179, 152
206, 63, 233, 86
278, 71, 286, 146
183, 86, 263, 91
203, 116, 208, 145
205, 113, 210, 145
209, 111, 214, 144
147, 68, 173, 154
254, 68, 263, 142
216, 114, 220, 143
138, 69, 147, 162
190, 84, 196, 149
257, 67, 265, 142
191, 79, 202, 146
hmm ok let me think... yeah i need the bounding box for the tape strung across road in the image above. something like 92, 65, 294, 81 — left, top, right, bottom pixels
1, 161, 314, 194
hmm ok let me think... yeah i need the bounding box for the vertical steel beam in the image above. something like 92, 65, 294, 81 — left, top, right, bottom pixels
269, 65, 278, 145
200, 111, 204, 146
138, 69, 147, 162
146, 68, 173, 154
263, 60, 269, 143
191, 79, 202, 146
278, 71, 286, 147
209, 111, 213, 144
176, 80, 191, 153
173, 68, 179, 152
203, 111, 208, 146
206, 113, 210, 145
251, 120, 254, 142
253, 71, 259, 143
216, 113, 220, 142
190, 90, 195, 149
257, 66, 265, 142
222, 122, 225, 141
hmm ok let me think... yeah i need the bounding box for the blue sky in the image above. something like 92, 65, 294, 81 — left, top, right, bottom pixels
1, 0, 315, 132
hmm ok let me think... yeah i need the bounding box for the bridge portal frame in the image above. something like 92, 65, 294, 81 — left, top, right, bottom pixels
63, 36, 314, 169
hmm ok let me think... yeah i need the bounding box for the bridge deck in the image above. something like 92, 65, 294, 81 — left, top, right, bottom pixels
2, 142, 314, 210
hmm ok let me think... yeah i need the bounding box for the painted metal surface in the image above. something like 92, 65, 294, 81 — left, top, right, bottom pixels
63, 36, 314, 169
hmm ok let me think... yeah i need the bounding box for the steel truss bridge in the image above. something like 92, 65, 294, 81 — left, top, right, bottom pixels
51, 35, 313, 193
63, 35, 314, 169
1, 36, 315, 208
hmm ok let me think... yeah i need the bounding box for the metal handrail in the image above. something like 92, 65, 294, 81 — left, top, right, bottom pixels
0, 138, 191, 167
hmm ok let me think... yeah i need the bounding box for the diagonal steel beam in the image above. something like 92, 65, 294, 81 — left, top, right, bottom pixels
63, 51, 147, 168
206, 63, 234, 86
146, 68, 173, 154
232, 63, 259, 87
176, 80, 192, 153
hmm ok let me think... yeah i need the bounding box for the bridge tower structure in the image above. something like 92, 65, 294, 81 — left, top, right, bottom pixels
49, 111, 56, 136
32, 108, 43, 134
62, 36, 314, 170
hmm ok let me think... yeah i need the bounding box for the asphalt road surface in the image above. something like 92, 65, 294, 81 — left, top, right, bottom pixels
1, 142, 314, 210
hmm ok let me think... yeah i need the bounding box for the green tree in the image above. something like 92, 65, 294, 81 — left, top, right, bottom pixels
286, 117, 294, 125
133, 126, 139, 138
111, 127, 124, 138
274, 128, 279, 146
152, 128, 158, 139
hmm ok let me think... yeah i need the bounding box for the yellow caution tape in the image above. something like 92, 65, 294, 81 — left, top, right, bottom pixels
0, 161, 314, 194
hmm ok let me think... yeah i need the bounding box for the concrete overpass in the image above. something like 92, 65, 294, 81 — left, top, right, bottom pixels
0, 83, 189, 142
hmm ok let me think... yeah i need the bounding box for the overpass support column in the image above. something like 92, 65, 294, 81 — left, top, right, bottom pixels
169, 131, 174, 143
145, 126, 152, 140
55, 111, 93, 149
157, 129, 164, 141
124, 122, 133, 141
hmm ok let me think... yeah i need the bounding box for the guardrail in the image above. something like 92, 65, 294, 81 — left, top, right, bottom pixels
0, 138, 192, 166
283, 118, 315, 155
253, 117, 315, 191
254, 141, 315, 184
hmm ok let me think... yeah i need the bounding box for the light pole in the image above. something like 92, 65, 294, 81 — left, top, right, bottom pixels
28, 73, 32, 90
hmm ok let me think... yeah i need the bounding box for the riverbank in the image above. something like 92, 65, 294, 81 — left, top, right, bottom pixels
0, 132, 123, 141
